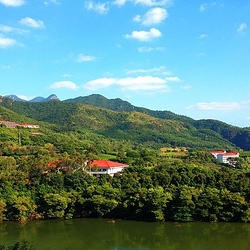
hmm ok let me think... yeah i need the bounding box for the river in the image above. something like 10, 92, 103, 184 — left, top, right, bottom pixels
1, 219, 250, 250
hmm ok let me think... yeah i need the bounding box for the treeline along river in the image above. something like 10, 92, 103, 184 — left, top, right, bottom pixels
1, 219, 250, 250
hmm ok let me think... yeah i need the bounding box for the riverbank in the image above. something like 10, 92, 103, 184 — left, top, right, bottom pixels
1, 219, 250, 250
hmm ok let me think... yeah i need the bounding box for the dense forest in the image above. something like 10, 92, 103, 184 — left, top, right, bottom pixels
1, 95, 250, 224
0, 240, 33, 250
1, 136, 250, 223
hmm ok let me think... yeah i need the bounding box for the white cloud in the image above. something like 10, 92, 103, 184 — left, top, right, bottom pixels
0, 65, 11, 69
199, 2, 223, 12
77, 54, 96, 62
187, 102, 240, 111
181, 85, 191, 90
118, 76, 168, 91
127, 66, 170, 75
113, 0, 173, 7
133, 15, 141, 22
19, 17, 45, 29
0, 0, 25, 7
134, 8, 168, 26
199, 3, 207, 12
0, 36, 18, 48
246, 117, 250, 120
113, 0, 127, 6
237, 23, 247, 33
84, 78, 117, 90
196, 52, 205, 57
0, 25, 15, 33
44, 0, 60, 5
85, 1, 109, 15
166, 76, 180, 82
84, 76, 170, 91
186, 100, 250, 111
0, 24, 28, 34
199, 34, 208, 39
125, 28, 162, 42
50, 81, 78, 90
138, 46, 165, 52
62, 74, 71, 78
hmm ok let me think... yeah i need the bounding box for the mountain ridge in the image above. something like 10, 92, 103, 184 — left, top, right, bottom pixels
3, 94, 60, 103
64, 94, 250, 150
1, 94, 250, 150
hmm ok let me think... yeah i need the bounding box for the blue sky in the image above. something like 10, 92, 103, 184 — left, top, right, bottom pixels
0, 0, 250, 127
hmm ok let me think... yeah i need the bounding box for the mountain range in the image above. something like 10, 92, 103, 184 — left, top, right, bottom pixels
0, 94, 250, 151
4, 94, 60, 103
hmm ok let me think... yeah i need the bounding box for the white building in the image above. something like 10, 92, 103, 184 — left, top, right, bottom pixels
217, 152, 239, 165
209, 151, 226, 158
88, 160, 129, 177
19, 124, 40, 129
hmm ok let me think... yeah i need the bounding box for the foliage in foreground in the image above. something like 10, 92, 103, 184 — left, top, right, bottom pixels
0, 146, 250, 223
0, 240, 34, 250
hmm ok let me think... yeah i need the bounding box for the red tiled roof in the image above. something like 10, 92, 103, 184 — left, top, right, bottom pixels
219, 152, 239, 156
20, 124, 39, 126
91, 160, 128, 169
210, 151, 225, 154
47, 160, 62, 168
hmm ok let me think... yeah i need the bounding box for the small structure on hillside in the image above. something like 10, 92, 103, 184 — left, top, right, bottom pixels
31, 132, 45, 136
87, 160, 129, 177
0, 120, 19, 128
217, 152, 239, 165
210, 151, 226, 158
0, 121, 40, 129
209, 151, 239, 166
19, 123, 40, 129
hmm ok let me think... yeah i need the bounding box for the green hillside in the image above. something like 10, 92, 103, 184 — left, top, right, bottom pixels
0, 97, 238, 150
194, 119, 250, 150
65, 94, 250, 150
2, 96, 250, 224
65, 94, 194, 123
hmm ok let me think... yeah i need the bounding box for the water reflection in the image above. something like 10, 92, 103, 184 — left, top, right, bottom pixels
1, 219, 250, 250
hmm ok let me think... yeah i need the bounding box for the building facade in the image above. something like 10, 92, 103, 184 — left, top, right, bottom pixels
88, 160, 129, 177
217, 152, 239, 165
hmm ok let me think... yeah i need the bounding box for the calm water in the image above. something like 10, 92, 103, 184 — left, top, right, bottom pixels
1, 219, 250, 250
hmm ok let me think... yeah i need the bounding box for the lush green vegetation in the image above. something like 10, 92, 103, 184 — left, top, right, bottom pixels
65, 94, 250, 150
0, 240, 34, 250
0, 96, 241, 150
1, 95, 250, 223
0, 141, 250, 223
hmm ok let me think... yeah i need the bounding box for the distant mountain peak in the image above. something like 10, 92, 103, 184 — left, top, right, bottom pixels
4, 95, 27, 102
5, 94, 60, 103
29, 96, 45, 103
47, 94, 59, 101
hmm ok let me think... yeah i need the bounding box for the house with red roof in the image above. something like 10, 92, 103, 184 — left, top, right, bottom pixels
88, 160, 129, 177
0, 121, 40, 129
0, 120, 19, 128
209, 151, 226, 158
217, 152, 239, 165
210, 150, 239, 166
19, 124, 40, 129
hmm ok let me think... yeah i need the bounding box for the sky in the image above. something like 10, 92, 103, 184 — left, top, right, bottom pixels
0, 0, 250, 127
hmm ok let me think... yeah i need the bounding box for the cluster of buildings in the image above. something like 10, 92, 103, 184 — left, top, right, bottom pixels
0, 120, 40, 129
210, 151, 239, 166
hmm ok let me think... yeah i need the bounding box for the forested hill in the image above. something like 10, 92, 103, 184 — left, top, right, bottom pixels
0, 95, 249, 150
65, 94, 193, 123
193, 119, 250, 151
65, 94, 250, 150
